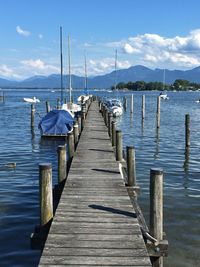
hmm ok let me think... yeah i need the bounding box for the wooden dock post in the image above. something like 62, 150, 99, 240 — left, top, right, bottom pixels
67, 132, 74, 161
81, 110, 86, 131
185, 114, 190, 147
46, 101, 50, 113
142, 95, 145, 120
107, 112, 112, 136
77, 115, 81, 134
57, 98, 61, 109
57, 145, 66, 184
126, 146, 137, 186
116, 130, 122, 161
31, 104, 35, 128
130, 94, 133, 113
156, 96, 161, 128
73, 122, 79, 147
150, 168, 163, 267
104, 108, 108, 126
123, 96, 127, 110
111, 121, 116, 147
39, 163, 53, 227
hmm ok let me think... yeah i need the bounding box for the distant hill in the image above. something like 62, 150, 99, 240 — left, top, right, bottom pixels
1, 65, 200, 88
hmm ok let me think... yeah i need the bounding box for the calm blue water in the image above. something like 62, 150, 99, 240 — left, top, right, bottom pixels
0, 89, 199, 267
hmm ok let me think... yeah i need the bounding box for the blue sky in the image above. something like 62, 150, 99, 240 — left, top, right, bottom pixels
1, 0, 200, 80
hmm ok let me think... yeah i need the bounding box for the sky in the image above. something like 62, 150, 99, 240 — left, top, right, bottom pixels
1, 0, 200, 80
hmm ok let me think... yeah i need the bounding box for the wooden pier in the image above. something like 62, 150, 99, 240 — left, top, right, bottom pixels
38, 101, 152, 266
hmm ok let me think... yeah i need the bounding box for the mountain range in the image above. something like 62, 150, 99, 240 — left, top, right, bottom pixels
1, 65, 200, 89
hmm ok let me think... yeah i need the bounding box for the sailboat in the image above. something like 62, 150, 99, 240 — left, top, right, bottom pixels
38, 27, 75, 138
159, 69, 169, 100
62, 35, 81, 114
77, 51, 90, 104
105, 49, 123, 117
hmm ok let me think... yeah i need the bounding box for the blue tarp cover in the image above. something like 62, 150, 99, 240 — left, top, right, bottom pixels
38, 109, 74, 135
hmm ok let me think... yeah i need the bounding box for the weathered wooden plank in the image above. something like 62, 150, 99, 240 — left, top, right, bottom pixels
49, 225, 140, 235
42, 248, 148, 257
40, 256, 151, 265
48, 222, 138, 229
40, 265, 151, 267
46, 233, 144, 242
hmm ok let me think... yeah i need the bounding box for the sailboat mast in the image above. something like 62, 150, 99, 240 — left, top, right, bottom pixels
84, 51, 88, 92
114, 49, 117, 91
163, 68, 166, 91
68, 35, 72, 104
60, 26, 63, 103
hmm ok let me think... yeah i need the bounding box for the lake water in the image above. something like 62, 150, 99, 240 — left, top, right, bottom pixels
0, 89, 199, 267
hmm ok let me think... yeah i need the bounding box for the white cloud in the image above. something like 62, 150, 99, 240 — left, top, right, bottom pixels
0, 64, 21, 79
21, 59, 60, 75
108, 29, 200, 68
87, 58, 131, 76
38, 34, 43, 39
123, 43, 140, 54
16, 26, 31, 37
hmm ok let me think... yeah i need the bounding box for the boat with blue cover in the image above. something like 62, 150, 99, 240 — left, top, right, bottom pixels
38, 109, 74, 138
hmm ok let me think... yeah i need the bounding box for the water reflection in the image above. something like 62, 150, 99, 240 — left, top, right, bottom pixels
183, 147, 190, 173
141, 118, 144, 136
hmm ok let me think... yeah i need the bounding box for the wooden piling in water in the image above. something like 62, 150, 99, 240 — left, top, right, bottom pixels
111, 121, 116, 147
107, 112, 112, 136
81, 111, 86, 131
39, 163, 53, 227
150, 168, 163, 267
57, 145, 66, 184
73, 122, 79, 147
116, 130, 122, 161
67, 132, 74, 160
46, 101, 50, 113
104, 108, 108, 126
77, 115, 81, 134
142, 95, 145, 120
130, 94, 133, 113
126, 146, 137, 186
31, 104, 35, 128
156, 96, 161, 128
123, 96, 127, 110
57, 98, 61, 109
185, 114, 190, 147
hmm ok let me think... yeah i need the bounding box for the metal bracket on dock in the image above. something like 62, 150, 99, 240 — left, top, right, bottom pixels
146, 239, 169, 257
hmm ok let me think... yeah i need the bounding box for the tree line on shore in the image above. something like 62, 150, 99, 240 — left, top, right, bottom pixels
111, 79, 200, 91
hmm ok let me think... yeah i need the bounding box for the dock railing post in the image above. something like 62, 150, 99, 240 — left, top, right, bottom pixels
116, 130, 122, 161
57, 145, 66, 184
185, 114, 190, 148
150, 168, 163, 267
126, 146, 137, 187
39, 163, 53, 227
31, 104, 35, 128
156, 96, 161, 128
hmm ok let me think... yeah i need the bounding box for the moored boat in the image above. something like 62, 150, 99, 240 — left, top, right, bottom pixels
38, 109, 74, 138
23, 96, 40, 103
